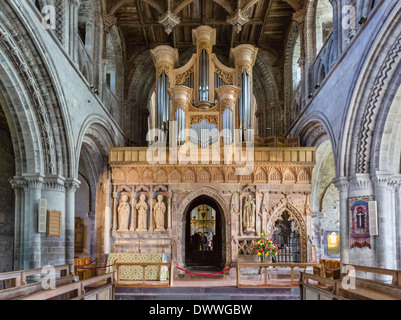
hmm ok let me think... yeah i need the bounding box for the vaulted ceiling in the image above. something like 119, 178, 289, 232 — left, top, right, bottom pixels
104, 0, 304, 63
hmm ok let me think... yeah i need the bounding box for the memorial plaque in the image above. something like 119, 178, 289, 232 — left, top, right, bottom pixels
47, 210, 62, 237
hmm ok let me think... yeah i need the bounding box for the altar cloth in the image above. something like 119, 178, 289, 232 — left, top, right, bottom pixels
106, 253, 168, 281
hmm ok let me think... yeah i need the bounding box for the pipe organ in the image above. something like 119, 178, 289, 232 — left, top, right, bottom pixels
150, 26, 258, 148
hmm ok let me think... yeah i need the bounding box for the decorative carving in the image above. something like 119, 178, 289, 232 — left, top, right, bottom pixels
136, 195, 148, 231
243, 195, 256, 233
175, 66, 194, 85
190, 115, 218, 126
153, 195, 166, 231
227, 9, 250, 34
118, 195, 131, 231
215, 67, 233, 85
158, 11, 181, 35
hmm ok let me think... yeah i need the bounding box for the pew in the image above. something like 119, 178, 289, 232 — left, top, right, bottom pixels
19, 273, 115, 300
0, 264, 73, 300
313, 259, 341, 279
300, 264, 401, 300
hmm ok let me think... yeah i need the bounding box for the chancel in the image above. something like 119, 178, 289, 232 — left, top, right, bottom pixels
1, 0, 401, 302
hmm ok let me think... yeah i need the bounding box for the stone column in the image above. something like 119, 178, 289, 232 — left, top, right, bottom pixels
395, 180, 401, 269
167, 190, 172, 232
372, 172, 397, 270
88, 211, 96, 262
68, 0, 81, 64
65, 178, 80, 268
112, 188, 118, 232
23, 175, 45, 270
149, 191, 154, 231
10, 179, 27, 270
333, 176, 350, 265
348, 174, 375, 268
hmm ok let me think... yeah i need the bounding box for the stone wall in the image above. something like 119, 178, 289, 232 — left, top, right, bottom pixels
0, 120, 14, 272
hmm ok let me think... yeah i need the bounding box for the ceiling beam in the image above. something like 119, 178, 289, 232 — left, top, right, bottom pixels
135, 0, 149, 48
257, 0, 273, 47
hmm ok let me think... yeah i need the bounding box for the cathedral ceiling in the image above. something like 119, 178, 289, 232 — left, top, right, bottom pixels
104, 0, 302, 65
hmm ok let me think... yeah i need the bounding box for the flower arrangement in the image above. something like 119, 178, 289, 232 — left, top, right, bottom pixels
253, 231, 279, 262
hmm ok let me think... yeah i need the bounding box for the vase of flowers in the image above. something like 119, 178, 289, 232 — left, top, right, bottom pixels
253, 231, 278, 262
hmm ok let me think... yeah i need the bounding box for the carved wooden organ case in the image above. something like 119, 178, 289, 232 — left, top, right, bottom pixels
150, 25, 258, 148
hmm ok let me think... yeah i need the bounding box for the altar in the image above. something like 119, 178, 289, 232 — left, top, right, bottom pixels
106, 253, 169, 281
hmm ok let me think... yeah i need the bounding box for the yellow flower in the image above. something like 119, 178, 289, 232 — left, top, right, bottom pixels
265, 253, 268, 256
257, 241, 261, 245
274, 252, 277, 256
257, 252, 261, 256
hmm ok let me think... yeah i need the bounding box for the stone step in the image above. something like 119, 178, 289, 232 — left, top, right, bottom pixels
115, 286, 300, 300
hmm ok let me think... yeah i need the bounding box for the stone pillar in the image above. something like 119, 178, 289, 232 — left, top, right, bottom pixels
112, 188, 118, 232
68, 0, 81, 64
88, 211, 96, 262
149, 191, 154, 231
167, 190, 172, 232
333, 176, 350, 264
10, 179, 27, 270
311, 211, 323, 260
65, 178, 80, 268
372, 172, 397, 270
395, 180, 401, 269
23, 175, 45, 270
348, 174, 375, 268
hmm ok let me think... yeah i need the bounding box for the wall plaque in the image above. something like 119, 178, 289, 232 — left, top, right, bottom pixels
47, 210, 62, 237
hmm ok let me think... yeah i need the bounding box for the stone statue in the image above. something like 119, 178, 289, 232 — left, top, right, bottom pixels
153, 195, 166, 231
136, 195, 148, 231
243, 195, 256, 232
117, 195, 131, 231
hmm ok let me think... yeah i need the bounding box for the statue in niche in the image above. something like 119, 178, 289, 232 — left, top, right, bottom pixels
136, 195, 148, 231
153, 195, 166, 231
118, 195, 131, 231
243, 195, 256, 233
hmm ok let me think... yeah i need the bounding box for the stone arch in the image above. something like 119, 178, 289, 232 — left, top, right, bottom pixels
266, 199, 308, 262
0, 2, 74, 178
340, 2, 401, 176
284, 20, 301, 130
176, 187, 230, 268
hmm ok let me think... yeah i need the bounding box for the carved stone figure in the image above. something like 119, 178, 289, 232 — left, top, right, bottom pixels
136, 195, 148, 231
243, 195, 256, 232
153, 195, 166, 231
117, 195, 130, 231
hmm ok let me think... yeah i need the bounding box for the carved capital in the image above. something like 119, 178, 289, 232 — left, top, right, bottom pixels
22, 174, 45, 190
371, 171, 394, 189
65, 178, 81, 193
332, 177, 349, 193
349, 173, 372, 191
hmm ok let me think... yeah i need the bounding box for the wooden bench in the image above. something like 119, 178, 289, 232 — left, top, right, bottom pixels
313, 259, 341, 279
0, 264, 71, 290
300, 264, 401, 300
19, 273, 115, 300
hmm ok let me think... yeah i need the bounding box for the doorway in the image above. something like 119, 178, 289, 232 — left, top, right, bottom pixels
185, 195, 223, 269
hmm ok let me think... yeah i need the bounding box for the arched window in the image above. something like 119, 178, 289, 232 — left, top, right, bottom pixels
292, 36, 301, 90
315, 0, 333, 54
